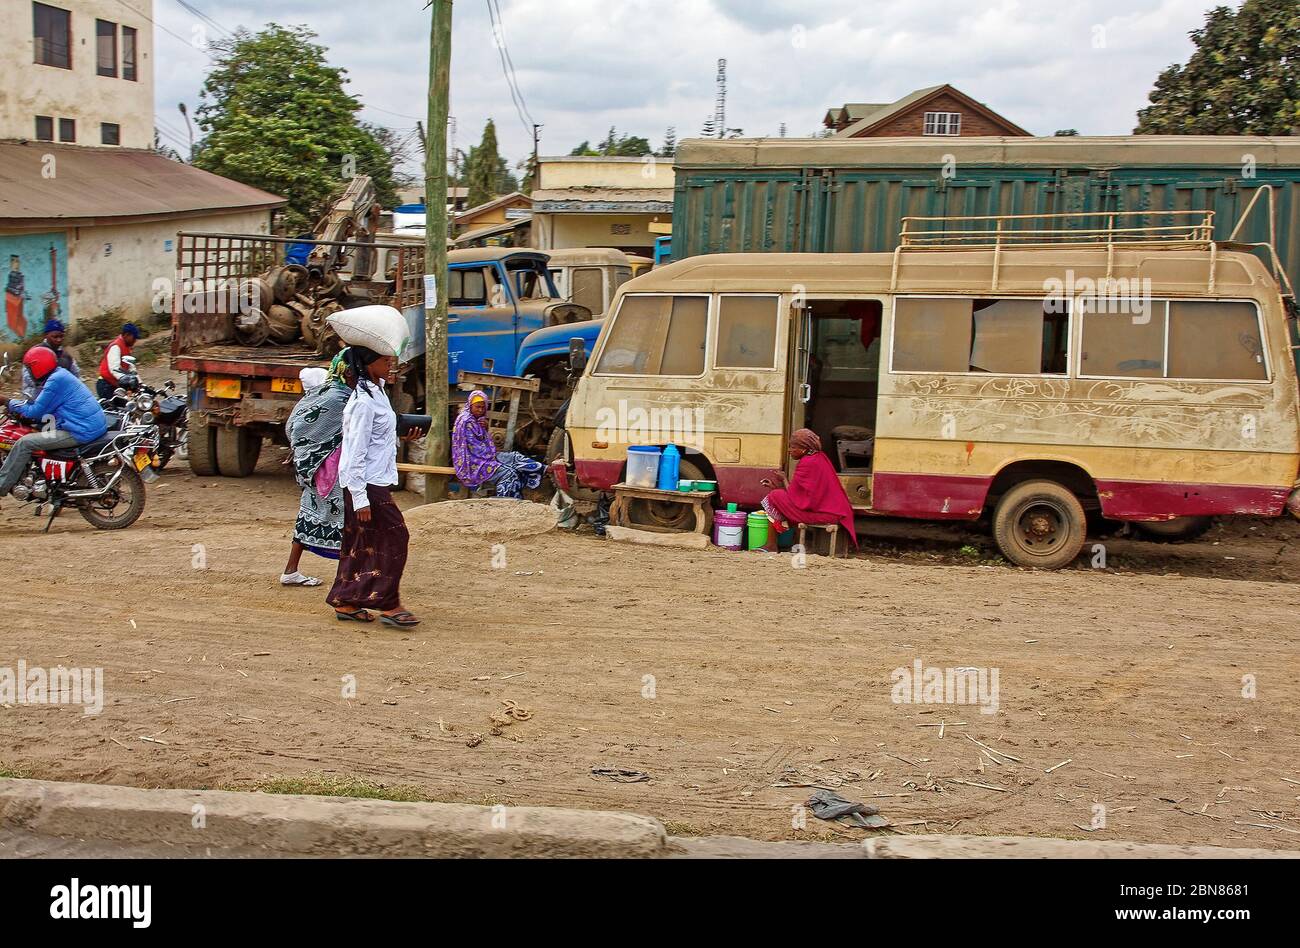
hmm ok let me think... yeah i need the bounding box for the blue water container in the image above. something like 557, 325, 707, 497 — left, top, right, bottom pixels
657, 443, 681, 491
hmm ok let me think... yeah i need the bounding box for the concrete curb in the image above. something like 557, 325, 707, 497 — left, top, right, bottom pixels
864, 835, 1300, 859
0, 779, 667, 859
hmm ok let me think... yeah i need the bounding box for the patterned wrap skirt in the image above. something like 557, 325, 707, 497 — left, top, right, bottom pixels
326, 486, 409, 613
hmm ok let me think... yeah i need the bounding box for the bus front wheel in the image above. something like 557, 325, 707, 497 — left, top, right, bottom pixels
992, 480, 1087, 569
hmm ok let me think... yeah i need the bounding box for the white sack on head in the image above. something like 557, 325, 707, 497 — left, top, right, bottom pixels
327, 305, 412, 360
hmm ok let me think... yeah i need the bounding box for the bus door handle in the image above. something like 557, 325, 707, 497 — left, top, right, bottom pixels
799, 383, 812, 404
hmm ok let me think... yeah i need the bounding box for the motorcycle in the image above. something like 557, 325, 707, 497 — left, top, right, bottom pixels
0, 405, 159, 532
98, 359, 189, 469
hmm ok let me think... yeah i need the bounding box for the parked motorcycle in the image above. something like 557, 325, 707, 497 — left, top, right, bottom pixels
0, 406, 159, 532
99, 362, 189, 469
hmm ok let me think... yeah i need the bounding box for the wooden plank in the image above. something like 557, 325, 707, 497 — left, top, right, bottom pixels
456, 370, 541, 393
397, 462, 457, 476
606, 525, 711, 550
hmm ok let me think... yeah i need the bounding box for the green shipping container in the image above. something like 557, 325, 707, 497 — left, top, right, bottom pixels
672, 136, 1300, 291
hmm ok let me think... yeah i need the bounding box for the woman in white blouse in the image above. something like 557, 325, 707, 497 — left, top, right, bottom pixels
326, 346, 420, 627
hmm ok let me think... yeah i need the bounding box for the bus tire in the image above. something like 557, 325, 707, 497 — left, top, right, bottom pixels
992, 479, 1087, 569
188, 415, 218, 477
1131, 516, 1215, 543
216, 426, 262, 478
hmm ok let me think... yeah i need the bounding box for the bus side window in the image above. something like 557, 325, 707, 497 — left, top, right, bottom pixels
716, 295, 780, 369
595, 295, 708, 376
1168, 301, 1267, 381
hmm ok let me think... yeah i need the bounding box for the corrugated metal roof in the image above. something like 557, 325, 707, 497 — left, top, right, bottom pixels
0, 142, 286, 224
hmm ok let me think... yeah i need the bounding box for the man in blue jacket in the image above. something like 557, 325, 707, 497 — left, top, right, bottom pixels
0, 346, 109, 499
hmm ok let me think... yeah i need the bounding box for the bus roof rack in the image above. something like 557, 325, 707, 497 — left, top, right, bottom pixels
898, 209, 1216, 251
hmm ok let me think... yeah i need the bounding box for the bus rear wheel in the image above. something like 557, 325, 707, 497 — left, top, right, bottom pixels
992, 480, 1087, 569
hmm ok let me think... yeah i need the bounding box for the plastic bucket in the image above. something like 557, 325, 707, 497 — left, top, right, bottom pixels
713, 510, 747, 550
747, 511, 770, 550
626, 446, 660, 488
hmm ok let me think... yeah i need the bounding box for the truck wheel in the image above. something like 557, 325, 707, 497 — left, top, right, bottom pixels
992, 480, 1087, 569
216, 426, 262, 478
188, 415, 218, 477
1131, 516, 1215, 543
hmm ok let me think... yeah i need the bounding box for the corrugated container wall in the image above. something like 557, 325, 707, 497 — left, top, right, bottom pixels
672, 137, 1300, 296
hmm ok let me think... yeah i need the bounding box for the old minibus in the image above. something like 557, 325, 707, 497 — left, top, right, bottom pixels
551, 211, 1300, 568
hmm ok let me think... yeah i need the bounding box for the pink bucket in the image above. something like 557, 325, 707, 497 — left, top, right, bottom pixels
713, 510, 748, 551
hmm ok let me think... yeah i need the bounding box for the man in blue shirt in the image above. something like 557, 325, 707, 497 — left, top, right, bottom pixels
0, 346, 109, 499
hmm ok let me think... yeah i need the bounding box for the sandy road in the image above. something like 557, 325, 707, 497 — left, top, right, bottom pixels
1, 455, 1298, 846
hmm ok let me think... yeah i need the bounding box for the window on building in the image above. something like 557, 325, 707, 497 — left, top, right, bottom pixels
122, 26, 138, 81
101, 122, 121, 146
33, 2, 72, 69
58, 118, 75, 143
595, 295, 709, 376
35, 115, 54, 142
570, 268, 604, 314
96, 20, 118, 77
716, 295, 780, 369
892, 297, 1068, 374
923, 111, 962, 136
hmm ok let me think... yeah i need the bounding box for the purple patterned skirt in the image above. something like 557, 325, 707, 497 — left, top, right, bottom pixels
326, 486, 409, 613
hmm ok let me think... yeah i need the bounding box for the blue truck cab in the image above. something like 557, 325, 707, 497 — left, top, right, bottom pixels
444, 248, 592, 383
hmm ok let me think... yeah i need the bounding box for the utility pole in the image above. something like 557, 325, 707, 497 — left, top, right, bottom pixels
531, 123, 542, 191
424, 0, 453, 502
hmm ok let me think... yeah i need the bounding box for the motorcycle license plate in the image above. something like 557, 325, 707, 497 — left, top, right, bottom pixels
133, 451, 154, 472
271, 378, 303, 394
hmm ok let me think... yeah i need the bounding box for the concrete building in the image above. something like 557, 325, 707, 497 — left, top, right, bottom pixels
452, 192, 533, 246
1, 143, 284, 341
2, 0, 155, 150
823, 85, 1030, 138
0, 0, 286, 342
531, 157, 674, 257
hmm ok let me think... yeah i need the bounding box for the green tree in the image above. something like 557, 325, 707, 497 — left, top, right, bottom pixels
659, 126, 677, 158
567, 128, 653, 158
192, 24, 397, 231
1135, 0, 1300, 134
464, 119, 518, 207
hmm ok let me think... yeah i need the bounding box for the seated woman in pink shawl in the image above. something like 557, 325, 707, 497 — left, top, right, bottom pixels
759, 429, 858, 550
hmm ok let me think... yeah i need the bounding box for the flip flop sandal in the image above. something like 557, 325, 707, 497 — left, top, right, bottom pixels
379, 611, 420, 628
282, 574, 323, 587
335, 609, 375, 623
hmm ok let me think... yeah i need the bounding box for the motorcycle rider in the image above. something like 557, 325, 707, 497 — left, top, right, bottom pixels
97, 323, 140, 399
0, 347, 109, 500
20, 319, 81, 399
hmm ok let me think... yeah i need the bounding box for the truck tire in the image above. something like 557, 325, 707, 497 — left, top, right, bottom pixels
1131, 516, 1215, 543
992, 479, 1087, 570
216, 426, 262, 478
188, 415, 219, 477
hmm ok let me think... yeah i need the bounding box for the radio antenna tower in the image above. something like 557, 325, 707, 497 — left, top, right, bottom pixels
714, 58, 727, 139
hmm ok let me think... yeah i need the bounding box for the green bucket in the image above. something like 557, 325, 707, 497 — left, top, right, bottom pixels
746, 511, 769, 550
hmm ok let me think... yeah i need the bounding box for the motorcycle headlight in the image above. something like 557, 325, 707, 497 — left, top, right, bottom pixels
140, 398, 155, 413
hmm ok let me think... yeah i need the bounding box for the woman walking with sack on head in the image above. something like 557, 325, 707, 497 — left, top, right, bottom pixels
326, 346, 420, 628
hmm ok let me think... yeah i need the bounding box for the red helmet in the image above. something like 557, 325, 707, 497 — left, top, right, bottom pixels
23, 345, 58, 381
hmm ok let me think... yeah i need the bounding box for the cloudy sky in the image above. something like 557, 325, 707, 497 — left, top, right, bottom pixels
151, 0, 1235, 168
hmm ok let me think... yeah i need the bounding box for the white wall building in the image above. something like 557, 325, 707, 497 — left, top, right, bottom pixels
0, 0, 156, 150
531, 156, 674, 256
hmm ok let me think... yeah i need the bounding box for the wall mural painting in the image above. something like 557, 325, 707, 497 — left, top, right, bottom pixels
2, 233, 69, 343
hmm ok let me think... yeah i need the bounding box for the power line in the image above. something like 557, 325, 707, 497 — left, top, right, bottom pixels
485, 0, 535, 138
111, 0, 218, 64
169, 0, 234, 38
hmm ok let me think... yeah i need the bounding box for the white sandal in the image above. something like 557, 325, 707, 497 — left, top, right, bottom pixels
280, 572, 323, 587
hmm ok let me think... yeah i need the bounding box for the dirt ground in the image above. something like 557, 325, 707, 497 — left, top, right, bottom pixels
2, 446, 1299, 847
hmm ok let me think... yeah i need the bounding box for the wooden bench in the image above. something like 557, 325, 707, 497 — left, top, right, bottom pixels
797, 522, 852, 558
609, 482, 715, 535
